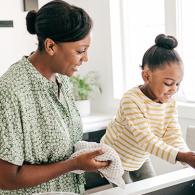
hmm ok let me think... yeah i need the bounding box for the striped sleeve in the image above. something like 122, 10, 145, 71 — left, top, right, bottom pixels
163, 101, 189, 152
121, 97, 179, 164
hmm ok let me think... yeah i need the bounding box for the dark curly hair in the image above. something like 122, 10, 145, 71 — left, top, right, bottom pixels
26, 0, 93, 51
141, 34, 182, 70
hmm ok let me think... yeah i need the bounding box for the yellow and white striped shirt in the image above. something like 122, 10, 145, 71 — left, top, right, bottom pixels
101, 86, 189, 171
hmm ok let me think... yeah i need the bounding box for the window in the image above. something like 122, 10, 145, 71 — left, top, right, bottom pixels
110, 0, 195, 102
176, 0, 195, 102
122, 0, 165, 91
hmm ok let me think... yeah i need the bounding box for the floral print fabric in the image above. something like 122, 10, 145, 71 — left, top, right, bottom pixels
0, 57, 84, 194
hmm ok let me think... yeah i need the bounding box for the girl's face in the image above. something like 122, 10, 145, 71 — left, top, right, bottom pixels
142, 62, 184, 103
51, 33, 91, 76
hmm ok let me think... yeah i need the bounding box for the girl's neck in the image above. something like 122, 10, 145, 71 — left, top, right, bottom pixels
139, 85, 161, 103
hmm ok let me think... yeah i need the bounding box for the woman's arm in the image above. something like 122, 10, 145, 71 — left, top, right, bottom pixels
0, 150, 109, 190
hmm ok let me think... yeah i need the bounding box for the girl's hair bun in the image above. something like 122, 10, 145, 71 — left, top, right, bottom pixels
26, 10, 37, 34
155, 34, 178, 49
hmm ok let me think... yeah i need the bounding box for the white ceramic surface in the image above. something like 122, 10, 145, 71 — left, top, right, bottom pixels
33, 192, 78, 195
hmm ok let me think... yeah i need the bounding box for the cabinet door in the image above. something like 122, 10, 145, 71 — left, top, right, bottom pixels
145, 180, 195, 195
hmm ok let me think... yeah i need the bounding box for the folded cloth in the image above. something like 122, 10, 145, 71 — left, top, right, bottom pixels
70, 141, 125, 188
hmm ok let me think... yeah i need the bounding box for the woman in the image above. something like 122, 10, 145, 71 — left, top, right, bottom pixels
0, 0, 109, 194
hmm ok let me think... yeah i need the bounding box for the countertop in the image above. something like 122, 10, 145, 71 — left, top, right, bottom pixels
90, 167, 195, 195
82, 113, 113, 133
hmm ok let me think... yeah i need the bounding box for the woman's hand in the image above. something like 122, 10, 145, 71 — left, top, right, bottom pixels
0, 151, 109, 190
176, 151, 195, 168
71, 149, 110, 172
0, 150, 110, 190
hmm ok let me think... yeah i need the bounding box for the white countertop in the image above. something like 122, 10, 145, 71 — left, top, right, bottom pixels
90, 167, 195, 195
82, 113, 113, 133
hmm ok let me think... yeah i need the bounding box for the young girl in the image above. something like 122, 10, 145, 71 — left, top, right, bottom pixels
101, 34, 195, 183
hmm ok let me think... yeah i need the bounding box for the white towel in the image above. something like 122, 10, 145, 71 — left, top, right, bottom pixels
70, 141, 125, 188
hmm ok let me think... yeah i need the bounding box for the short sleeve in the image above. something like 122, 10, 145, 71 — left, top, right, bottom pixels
0, 89, 24, 166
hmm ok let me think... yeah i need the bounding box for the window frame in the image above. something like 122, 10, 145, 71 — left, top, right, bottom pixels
110, 0, 180, 99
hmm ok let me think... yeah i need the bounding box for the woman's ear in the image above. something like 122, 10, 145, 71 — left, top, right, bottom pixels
44, 38, 56, 56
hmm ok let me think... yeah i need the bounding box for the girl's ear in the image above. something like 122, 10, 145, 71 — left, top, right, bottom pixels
142, 67, 151, 83
44, 38, 56, 56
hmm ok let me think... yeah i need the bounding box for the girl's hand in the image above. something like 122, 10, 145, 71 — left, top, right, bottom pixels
177, 151, 195, 168
71, 149, 110, 172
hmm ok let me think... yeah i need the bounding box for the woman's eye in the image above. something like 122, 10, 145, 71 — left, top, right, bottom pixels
77, 50, 86, 54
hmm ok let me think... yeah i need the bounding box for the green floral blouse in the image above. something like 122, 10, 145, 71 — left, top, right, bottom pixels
0, 57, 84, 195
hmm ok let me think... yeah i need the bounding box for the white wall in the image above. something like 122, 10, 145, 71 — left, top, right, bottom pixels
0, 0, 37, 75
0, 0, 118, 114
64, 0, 118, 114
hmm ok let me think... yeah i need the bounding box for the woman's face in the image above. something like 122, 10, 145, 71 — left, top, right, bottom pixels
52, 34, 91, 76
143, 62, 184, 103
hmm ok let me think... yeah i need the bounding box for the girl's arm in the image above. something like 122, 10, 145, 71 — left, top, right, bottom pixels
163, 101, 189, 152
122, 98, 179, 164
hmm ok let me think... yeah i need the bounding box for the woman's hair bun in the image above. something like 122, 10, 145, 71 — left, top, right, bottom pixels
26, 10, 37, 34
155, 34, 178, 49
